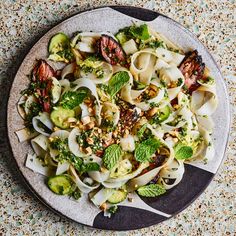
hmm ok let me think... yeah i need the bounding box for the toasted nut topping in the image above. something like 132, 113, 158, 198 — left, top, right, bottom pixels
85, 147, 92, 155
86, 121, 95, 130
128, 197, 134, 202
87, 137, 94, 145
148, 107, 158, 117
53, 127, 60, 131
49, 137, 54, 142
67, 117, 77, 123
100, 203, 107, 211
100, 166, 107, 173
69, 123, 76, 128
173, 138, 178, 143
88, 107, 93, 113
173, 104, 180, 109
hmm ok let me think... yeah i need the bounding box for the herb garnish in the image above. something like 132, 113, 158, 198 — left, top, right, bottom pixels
137, 184, 166, 197
135, 138, 160, 162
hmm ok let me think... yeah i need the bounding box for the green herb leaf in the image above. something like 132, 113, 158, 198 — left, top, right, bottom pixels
60, 89, 88, 109
137, 184, 166, 197
108, 205, 118, 214
135, 138, 160, 162
72, 188, 81, 200
146, 40, 164, 48
103, 144, 122, 170
79, 162, 100, 174
129, 24, 150, 41
133, 80, 147, 90
174, 143, 193, 160
108, 71, 130, 97
137, 124, 147, 139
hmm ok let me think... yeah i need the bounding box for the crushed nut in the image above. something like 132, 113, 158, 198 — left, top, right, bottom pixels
173, 138, 178, 143
147, 107, 158, 117
69, 123, 76, 128
173, 104, 180, 109
128, 197, 134, 202
87, 137, 94, 145
53, 127, 60, 131
67, 117, 77, 123
85, 147, 92, 155
100, 166, 108, 173
85, 121, 95, 130
49, 137, 54, 142
100, 203, 107, 211
88, 107, 93, 113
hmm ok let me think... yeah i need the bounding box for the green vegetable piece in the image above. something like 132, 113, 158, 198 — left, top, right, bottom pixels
115, 31, 128, 44
108, 205, 118, 214
48, 33, 74, 63
150, 106, 170, 124
174, 143, 193, 160
108, 71, 130, 97
79, 162, 100, 174
47, 175, 73, 195
133, 80, 147, 90
135, 138, 160, 162
103, 144, 122, 170
50, 106, 75, 129
48, 33, 70, 54
148, 40, 164, 48
137, 184, 166, 197
137, 123, 148, 139
129, 24, 150, 41
72, 188, 81, 200
108, 189, 127, 204
60, 90, 88, 110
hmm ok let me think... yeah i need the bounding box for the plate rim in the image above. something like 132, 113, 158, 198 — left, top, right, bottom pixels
6, 5, 231, 231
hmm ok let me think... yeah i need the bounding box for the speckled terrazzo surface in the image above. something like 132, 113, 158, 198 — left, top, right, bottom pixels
0, 0, 235, 235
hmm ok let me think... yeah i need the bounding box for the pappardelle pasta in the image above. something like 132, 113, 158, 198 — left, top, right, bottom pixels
16, 24, 218, 216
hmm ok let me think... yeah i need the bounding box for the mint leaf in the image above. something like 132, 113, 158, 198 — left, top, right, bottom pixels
135, 138, 160, 162
129, 24, 150, 41
103, 144, 122, 170
137, 184, 166, 197
108, 71, 129, 97
60, 90, 88, 109
174, 143, 193, 160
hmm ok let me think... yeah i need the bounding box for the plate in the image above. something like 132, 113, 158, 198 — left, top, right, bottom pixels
7, 6, 230, 230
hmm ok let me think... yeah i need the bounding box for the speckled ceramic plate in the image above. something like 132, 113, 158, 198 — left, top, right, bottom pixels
7, 6, 230, 230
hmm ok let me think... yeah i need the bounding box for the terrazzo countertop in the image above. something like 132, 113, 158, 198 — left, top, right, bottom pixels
0, 0, 235, 235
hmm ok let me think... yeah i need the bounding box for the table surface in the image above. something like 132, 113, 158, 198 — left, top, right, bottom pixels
0, 0, 235, 235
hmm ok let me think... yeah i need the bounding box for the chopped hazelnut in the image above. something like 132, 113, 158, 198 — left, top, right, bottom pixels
86, 121, 95, 130
100, 166, 107, 173
49, 137, 54, 142
87, 137, 94, 145
148, 107, 158, 117
149, 84, 158, 92
173, 138, 178, 143
128, 197, 134, 202
100, 203, 107, 211
67, 117, 77, 123
85, 147, 92, 155
88, 107, 93, 113
69, 123, 76, 128
53, 127, 60, 131
173, 104, 180, 109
